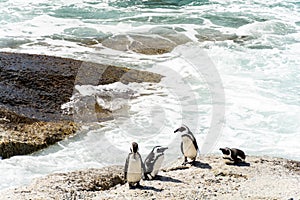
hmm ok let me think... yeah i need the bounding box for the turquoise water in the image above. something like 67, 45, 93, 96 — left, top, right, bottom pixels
0, 0, 299, 191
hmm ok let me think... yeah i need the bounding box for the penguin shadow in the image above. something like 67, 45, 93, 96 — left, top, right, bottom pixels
154, 175, 182, 183
135, 185, 163, 192
225, 161, 251, 167
223, 157, 250, 167
192, 161, 212, 169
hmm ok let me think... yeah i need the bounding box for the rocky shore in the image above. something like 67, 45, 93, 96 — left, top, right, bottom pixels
1, 155, 299, 200
0, 52, 162, 158
0, 30, 253, 159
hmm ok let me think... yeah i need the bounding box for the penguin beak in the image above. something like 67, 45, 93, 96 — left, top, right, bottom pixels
162, 147, 168, 151
158, 147, 168, 153
219, 148, 225, 152
174, 128, 179, 133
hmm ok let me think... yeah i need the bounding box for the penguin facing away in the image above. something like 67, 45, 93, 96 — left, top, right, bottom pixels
144, 146, 168, 180
174, 125, 199, 165
219, 147, 246, 164
124, 142, 145, 189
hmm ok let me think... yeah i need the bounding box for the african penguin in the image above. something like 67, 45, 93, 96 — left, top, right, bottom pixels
124, 142, 145, 189
174, 125, 199, 165
219, 147, 246, 164
144, 146, 168, 180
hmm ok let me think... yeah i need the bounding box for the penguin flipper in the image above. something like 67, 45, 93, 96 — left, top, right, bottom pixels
138, 153, 146, 173
124, 154, 130, 180
180, 142, 184, 155
144, 152, 155, 173
192, 138, 199, 152
143, 173, 153, 180
189, 131, 199, 151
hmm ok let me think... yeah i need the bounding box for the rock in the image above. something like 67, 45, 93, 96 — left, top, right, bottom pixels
0, 165, 125, 199
102, 34, 174, 55
285, 160, 300, 173
195, 28, 253, 43
33, 165, 125, 192
0, 52, 162, 158
102, 27, 191, 55
0, 120, 78, 159
0, 52, 162, 122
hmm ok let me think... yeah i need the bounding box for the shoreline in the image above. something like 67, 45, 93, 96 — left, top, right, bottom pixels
1, 154, 299, 200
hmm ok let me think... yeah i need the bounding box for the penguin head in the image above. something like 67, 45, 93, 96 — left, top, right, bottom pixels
219, 147, 230, 155
130, 142, 139, 153
152, 146, 168, 155
174, 124, 190, 134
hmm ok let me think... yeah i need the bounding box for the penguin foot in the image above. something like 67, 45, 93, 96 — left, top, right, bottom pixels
128, 184, 134, 189
182, 157, 188, 165
190, 160, 196, 166
147, 174, 155, 180
136, 182, 143, 189
128, 182, 143, 189
143, 173, 149, 180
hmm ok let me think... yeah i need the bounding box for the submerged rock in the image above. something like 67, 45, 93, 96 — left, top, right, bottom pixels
102, 27, 191, 55
0, 52, 162, 158
195, 28, 253, 43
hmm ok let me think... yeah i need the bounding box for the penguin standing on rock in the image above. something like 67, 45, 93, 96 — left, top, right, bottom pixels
219, 147, 246, 164
124, 142, 145, 189
144, 146, 168, 180
174, 125, 199, 165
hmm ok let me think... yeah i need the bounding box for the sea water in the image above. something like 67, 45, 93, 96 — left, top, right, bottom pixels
0, 0, 299, 191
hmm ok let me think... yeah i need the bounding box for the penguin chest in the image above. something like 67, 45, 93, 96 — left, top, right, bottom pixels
223, 153, 232, 160
181, 136, 197, 158
127, 156, 142, 182
150, 155, 164, 177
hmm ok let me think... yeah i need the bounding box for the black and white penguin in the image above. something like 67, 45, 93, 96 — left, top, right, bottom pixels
144, 146, 168, 180
124, 142, 145, 189
174, 125, 199, 165
219, 147, 246, 164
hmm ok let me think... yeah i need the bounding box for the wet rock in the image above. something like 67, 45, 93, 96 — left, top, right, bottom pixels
195, 28, 253, 43
50, 27, 111, 46
102, 27, 191, 55
102, 34, 174, 55
0, 118, 79, 159
0, 52, 162, 158
0, 52, 162, 122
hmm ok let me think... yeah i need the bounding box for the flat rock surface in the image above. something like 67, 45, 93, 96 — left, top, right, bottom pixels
94, 155, 299, 200
1, 155, 299, 200
1, 166, 125, 200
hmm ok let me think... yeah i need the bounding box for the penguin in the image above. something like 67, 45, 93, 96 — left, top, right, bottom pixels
144, 146, 168, 180
219, 147, 246, 164
124, 142, 145, 189
174, 125, 199, 165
